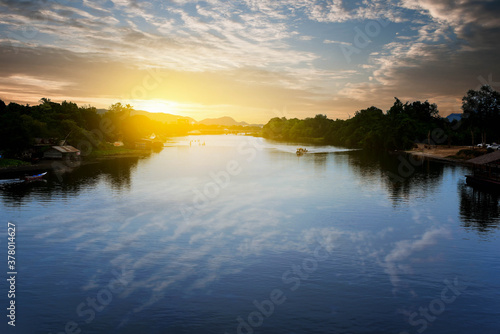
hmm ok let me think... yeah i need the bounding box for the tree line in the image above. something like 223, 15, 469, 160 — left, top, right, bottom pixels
262, 85, 500, 151
0, 99, 257, 159
0, 99, 162, 158
1, 85, 498, 159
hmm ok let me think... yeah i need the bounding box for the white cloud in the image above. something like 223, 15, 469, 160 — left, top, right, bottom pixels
324, 39, 352, 45
299, 35, 314, 41
0, 75, 73, 91
0, 0, 499, 118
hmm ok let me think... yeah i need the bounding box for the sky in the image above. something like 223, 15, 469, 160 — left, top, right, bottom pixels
0, 0, 499, 123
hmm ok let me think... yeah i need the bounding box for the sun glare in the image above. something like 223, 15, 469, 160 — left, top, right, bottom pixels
131, 99, 180, 115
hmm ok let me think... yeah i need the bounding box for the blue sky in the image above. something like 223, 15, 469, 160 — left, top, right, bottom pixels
0, 0, 499, 122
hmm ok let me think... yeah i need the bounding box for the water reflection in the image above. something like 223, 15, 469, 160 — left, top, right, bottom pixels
313, 153, 328, 176
0, 157, 140, 206
2, 136, 499, 334
340, 150, 447, 205
459, 183, 500, 233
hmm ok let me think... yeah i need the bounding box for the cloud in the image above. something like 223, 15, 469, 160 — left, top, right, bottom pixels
381, 227, 451, 288
0, 44, 329, 118
298, 35, 314, 41
324, 39, 352, 45
0, 0, 499, 120
360, 0, 500, 112
400, 0, 500, 32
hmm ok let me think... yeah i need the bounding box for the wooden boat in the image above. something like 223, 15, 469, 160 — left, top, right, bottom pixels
24, 172, 47, 182
465, 174, 500, 192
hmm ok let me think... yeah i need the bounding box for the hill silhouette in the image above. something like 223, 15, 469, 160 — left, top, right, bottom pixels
198, 116, 249, 126
130, 110, 196, 124
98, 108, 259, 126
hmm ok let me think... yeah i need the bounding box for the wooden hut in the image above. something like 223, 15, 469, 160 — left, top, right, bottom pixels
43, 146, 80, 159
466, 151, 500, 191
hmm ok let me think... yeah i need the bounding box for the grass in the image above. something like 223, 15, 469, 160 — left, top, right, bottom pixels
0, 158, 30, 168
447, 149, 486, 160
86, 145, 150, 158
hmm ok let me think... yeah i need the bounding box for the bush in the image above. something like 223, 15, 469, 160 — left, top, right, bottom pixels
454, 149, 485, 159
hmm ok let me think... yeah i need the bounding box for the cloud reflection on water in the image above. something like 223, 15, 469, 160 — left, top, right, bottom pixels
8, 135, 497, 331
31, 196, 455, 315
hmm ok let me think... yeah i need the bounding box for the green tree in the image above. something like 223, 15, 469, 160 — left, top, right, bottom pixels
462, 85, 500, 145
262, 117, 287, 140
122, 115, 156, 143
104, 103, 134, 141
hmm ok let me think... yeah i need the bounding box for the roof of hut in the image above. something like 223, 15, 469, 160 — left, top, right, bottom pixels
51, 145, 80, 153
468, 150, 500, 165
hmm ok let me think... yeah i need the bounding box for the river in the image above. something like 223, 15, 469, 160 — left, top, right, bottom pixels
0, 135, 499, 334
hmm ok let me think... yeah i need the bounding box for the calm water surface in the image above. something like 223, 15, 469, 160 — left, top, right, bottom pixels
1, 135, 499, 334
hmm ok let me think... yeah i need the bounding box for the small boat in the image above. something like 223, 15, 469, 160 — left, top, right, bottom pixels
24, 172, 47, 182
296, 148, 308, 156
465, 174, 500, 192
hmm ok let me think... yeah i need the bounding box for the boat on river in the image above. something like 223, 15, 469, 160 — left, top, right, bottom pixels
24, 172, 47, 182
296, 148, 308, 156
465, 174, 500, 192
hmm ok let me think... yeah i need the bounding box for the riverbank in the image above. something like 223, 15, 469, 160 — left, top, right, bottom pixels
0, 147, 153, 179
0, 159, 31, 168
406, 144, 485, 164
86, 146, 153, 160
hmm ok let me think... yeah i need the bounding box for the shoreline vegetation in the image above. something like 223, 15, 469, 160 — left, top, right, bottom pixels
262, 85, 499, 163
1, 85, 499, 177
0, 146, 151, 178
86, 146, 152, 159
0, 98, 258, 178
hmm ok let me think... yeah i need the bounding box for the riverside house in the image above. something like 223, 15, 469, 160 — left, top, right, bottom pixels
43, 145, 81, 159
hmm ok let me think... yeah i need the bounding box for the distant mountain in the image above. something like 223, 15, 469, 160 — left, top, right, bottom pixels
97, 109, 260, 126
199, 116, 248, 127
446, 113, 462, 122
131, 110, 196, 124
96, 108, 195, 123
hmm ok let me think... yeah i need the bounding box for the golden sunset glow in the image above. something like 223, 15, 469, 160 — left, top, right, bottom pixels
0, 1, 499, 122
131, 100, 180, 117
1, 2, 500, 333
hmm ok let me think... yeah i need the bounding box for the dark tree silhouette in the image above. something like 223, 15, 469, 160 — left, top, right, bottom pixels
462, 85, 500, 145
